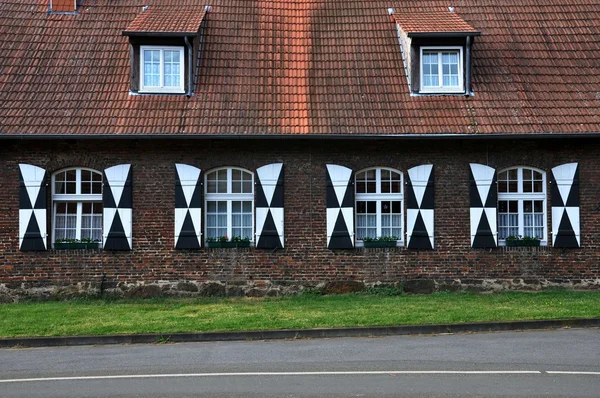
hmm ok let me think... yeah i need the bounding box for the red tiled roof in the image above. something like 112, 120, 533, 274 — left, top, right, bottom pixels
393, 9, 479, 35
0, 0, 599, 137
123, 6, 206, 35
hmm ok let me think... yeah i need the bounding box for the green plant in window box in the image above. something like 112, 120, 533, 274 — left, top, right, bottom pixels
54, 238, 100, 250
505, 235, 541, 247
362, 236, 399, 248
206, 235, 251, 248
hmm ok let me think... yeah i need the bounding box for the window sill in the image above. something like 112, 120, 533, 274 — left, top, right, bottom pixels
362, 241, 400, 248
53, 243, 101, 250
138, 88, 185, 95
206, 242, 251, 248
419, 88, 465, 95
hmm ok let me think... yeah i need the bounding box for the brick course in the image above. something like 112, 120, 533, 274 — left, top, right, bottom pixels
1, 138, 599, 298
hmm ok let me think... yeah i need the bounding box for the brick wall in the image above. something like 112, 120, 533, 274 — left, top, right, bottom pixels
1, 138, 599, 298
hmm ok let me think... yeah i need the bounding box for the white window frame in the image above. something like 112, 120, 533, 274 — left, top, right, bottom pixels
420, 46, 464, 93
51, 167, 103, 247
497, 166, 548, 246
355, 167, 404, 247
204, 167, 254, 244
139, 45, 185, 94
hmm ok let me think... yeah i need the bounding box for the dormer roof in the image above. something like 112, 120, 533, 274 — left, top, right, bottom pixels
123, 6, 207, 36
393, 9, 480, 37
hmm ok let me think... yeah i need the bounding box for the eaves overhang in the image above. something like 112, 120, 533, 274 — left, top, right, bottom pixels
2, 133, 600, 141
122, 31, 199, 37
406, 31, 481, 38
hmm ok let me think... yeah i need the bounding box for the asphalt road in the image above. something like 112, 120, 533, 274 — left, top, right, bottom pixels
1, 328, 598, 397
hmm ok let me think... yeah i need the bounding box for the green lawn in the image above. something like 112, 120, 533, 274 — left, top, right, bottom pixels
0, 290, 598, 338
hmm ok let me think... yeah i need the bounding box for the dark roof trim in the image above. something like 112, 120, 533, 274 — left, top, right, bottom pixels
407, 31, 481, 38
1, 133, 599, 141
122, 31, 198, 37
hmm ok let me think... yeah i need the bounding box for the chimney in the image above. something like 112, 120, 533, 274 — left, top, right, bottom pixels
50, 0, 76, 13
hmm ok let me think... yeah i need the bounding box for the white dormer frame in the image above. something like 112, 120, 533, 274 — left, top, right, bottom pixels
419, 46, 464, 94
139, 46, 185, 94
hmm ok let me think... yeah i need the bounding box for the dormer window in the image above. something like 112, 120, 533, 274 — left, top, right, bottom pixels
391, 8, 479, 96
140, 46, 185, 94
123, 6, 208, 95
420, 47, 463, 93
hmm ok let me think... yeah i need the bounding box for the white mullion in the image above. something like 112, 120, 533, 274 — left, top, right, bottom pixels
75, 202, 82, 241
227, 200, 232, 240
375, 169, 381, 237
518, 199, 524, 238
376, 200, 382, 238
159, 49, 165, 88
227, 169, 232, 239
438, 52, 443, 87
517, 169, 523, 237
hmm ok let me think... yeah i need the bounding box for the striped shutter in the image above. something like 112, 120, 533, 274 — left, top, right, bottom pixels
255, 163, 284, 249
469, 163, 497, 248
18, 164, 47, 251
326, 164, 354, 249
103, 164, 132, 250
175, 164, 202, 249
406, 164, 434, 249
550, 163, 580, 248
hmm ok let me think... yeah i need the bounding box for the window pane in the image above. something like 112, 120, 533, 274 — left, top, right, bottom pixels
381, 201, 391, 214
366, 201, 376, 213
243, 201, 252, 212
498, 200, 519, 239
498, 169, 519, 193
163, 50, 181, 88
143, 49, 161, 87
206, 172, 217, 193
441, 52, 459, 87
422, 52, 439, 87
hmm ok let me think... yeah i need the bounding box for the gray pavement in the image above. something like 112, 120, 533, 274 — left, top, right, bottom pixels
1, 328, 599, 397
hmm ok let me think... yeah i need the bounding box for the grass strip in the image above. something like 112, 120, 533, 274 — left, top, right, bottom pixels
0, 290, 598, 338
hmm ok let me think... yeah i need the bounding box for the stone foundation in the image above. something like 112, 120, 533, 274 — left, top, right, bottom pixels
1, 278, 599, 302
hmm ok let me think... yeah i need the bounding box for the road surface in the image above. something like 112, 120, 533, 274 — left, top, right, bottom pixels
1, 328, 598, 397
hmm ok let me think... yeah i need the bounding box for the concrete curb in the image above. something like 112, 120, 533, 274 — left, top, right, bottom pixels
1, 318, 599, 348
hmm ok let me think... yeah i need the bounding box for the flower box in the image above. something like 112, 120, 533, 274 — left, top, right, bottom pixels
505, 240, 540, 247
54, 242, 100, 250
363, 241, 397, 248
206, 241, 251, 248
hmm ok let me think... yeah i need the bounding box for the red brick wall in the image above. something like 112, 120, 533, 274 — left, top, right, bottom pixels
1, 138, 599, 292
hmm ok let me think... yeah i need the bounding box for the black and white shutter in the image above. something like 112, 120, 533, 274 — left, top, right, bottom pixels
469, 163, 497, 248
550, 163, 580, 248
406, 164, 434, 249
255, 163, 284, 249
19, 164, 47, 251
103, 164, 132, 250
175, 164, 202, 249
326, 164, 354, 249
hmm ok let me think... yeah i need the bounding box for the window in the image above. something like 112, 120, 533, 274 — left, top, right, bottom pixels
205, 167, 254, 242
140, 46, 185, 93
52, 168, 103, 246
420, 47, 463, 93
497, 167, 547, 245
355, 168, 403, 245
